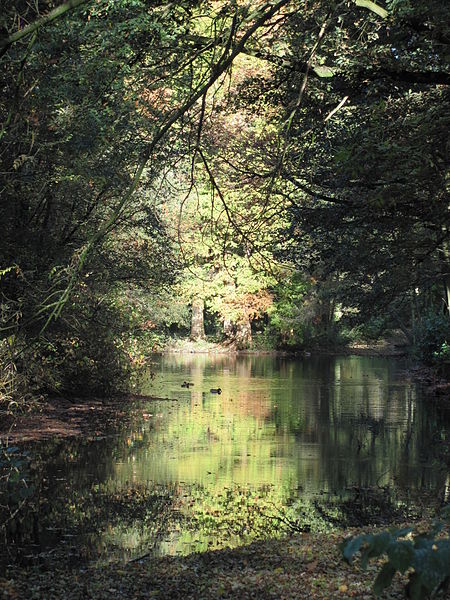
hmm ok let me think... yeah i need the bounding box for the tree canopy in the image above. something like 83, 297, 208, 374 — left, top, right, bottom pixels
1, 0, 449, 399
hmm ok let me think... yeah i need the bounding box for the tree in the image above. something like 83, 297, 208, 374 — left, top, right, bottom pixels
1, 0, 297, 398
162, 174, 276, 348
219, 0, 450, 340
2, 0, 449, 404
190, 298, 206, 341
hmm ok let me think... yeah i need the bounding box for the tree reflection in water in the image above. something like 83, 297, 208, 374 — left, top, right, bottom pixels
1, 355, 448, 569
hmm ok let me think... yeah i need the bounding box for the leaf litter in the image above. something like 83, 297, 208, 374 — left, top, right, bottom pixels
1, 529, 417, 599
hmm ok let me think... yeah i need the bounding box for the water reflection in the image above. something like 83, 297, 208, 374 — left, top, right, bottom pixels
135, 355, 437, 493
2, 355, 448, 566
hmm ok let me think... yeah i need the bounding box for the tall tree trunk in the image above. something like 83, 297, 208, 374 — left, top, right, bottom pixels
235, 318, 252, 349
441, 238, 450, 317
190, 297, 205, 340
223, 318, 234, 341
444, 276, 450, 318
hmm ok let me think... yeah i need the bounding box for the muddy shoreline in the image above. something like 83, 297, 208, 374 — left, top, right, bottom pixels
0, 396, 145, 443
162, 338, 409, 357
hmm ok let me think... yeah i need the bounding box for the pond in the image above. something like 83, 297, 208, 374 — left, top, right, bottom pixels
1, 354, 449, 568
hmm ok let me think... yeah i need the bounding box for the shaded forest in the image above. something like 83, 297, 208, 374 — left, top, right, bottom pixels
1, 3, 450, 596
1, 0, 449, 403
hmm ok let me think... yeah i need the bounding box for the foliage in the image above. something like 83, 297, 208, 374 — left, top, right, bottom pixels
413, 312, 450, 366
434, 342, 450, 370
1, 0, 301, 394
263, 0, 449, 343
1, 0, 449, 399
161, 173, 277, 345
350, 317, 390, 342
0, 443, 34, 533
0, 340, 22, 416
0, 0, 185, 397
269, 272, 312, 347
0, 337, 40, 417
341, 506, 450, 598
38, 309, 132, 396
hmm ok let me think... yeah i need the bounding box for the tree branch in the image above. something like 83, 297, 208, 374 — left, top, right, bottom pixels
181, 34, 450, 86
0, 0, 90, 55
40, 0, 293, 331
284, 174, 351, 206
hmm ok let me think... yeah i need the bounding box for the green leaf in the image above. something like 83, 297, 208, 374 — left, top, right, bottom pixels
373, 562, 396, 595
19, 486, 35, 499
313, 65, 335, 78
0, 265, 16, 277
407, 573, 426, 600
341, 535, 366, 563
435, 540, 450, 575
360, 546, 372, 570
418, 550, 447, 592
414, 537, 433, 551
442, 506, 450, 524
387, 540, 414, 573
392, 527, 413, 539
355, 0, 389, 18
368, 531, 392, 558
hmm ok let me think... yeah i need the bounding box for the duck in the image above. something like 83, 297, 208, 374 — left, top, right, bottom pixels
181, 381, 194, 388
210, 388, 222, 394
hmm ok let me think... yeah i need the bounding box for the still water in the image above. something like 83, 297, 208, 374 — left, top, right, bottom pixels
4, 354, 449, 566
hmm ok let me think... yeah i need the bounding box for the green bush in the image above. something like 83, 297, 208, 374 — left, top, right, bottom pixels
341, 506, 450, 599
0, 338, 41, 416
356, 316, 389, 341
46, 333, 131, 396
32, 291, 134, 396
269, 273, 311, 348
413, 312, 450, 365
433, 341, 450, 369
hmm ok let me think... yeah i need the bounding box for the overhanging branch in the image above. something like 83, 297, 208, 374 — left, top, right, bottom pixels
40, 0, 292, 332
0, 0, 90, 56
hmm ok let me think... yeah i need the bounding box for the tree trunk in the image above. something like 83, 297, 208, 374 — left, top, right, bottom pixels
223, 318, 234, 341
235, 318, 252, 349
444, 276, 450, 318
190, 297, 205, 340
441, 239, 450, 317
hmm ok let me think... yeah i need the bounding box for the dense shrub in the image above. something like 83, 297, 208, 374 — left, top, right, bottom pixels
413, 312, 450, 365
